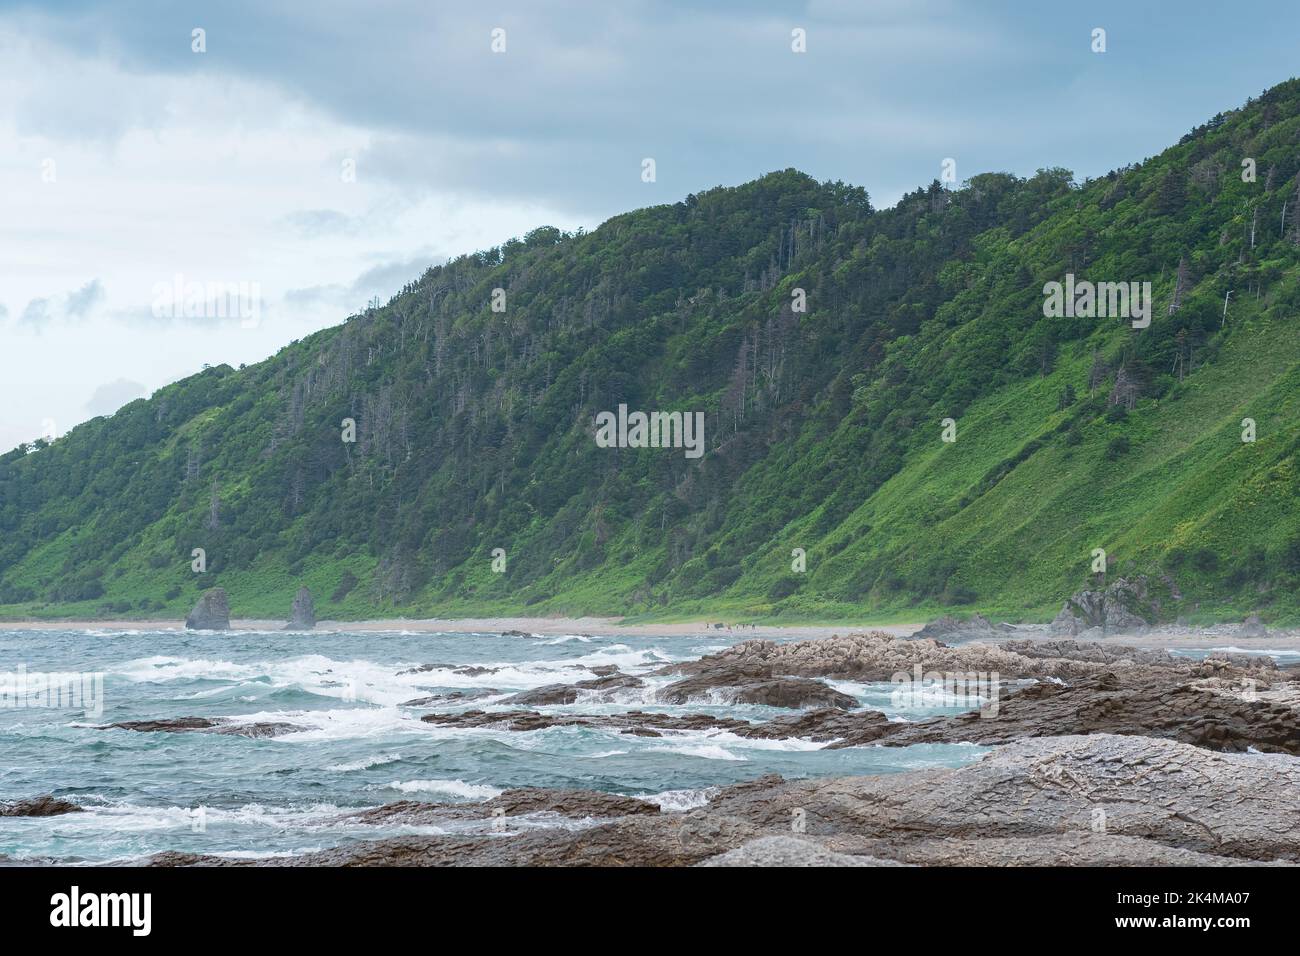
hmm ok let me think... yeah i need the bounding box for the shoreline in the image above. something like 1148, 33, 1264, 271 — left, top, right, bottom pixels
3, 614, 1300, 650
0, 615, 919, 640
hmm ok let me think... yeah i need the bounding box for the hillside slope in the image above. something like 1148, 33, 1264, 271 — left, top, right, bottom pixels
6, 80, 1300, 623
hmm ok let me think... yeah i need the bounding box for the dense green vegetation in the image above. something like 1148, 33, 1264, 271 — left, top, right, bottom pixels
5, 81, 1300, 624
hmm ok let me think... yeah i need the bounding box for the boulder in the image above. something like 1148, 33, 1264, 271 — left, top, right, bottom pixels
185, 587, 230, 630
1238, 614, 1267, 638
285, 586, 315, 629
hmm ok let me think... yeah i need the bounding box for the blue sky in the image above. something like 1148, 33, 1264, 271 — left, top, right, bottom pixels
2, 0, 1298, 450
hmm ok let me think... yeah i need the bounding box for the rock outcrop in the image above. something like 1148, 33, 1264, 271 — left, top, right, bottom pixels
285, 587, 316, 630
911, 614, 1001, 642
649, 630, 1226, 684
338, 788, 660, 827
421, 708, 753, 736
695, 836, 900, 867
708, 734, 1300, 863
102, 716, 302, 738
0, 795, 82, 817
828, 670, 1300, 754
656, 674, 858, 709
185, 588, 230, 630
500, 673, 644, 706
1238, 614, 1267, 638
1050, 576, 1160, 635
146, 735, 1300, 867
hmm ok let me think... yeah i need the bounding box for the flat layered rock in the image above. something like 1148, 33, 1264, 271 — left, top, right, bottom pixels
147, 734, 1300, 866
650, 631, 1230, 684
998, 639, 1275, 672
102, 716, 302, 738
824, 832, 1270, 867
844, 671, 1300, 754
338, 788, 659, 826
501, 673, 644, 706
695, 835, 902, 867
420, 708, 750, 736
401, 689, 500, 706
705, 734, 1300, 863
656, 674, 857, 709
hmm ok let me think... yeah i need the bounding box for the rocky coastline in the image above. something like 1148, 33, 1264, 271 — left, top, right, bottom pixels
74, 627, 1294, 867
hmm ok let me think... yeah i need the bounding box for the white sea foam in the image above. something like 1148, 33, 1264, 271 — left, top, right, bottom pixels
43, 800, 343, 833
641, 787, 719, 811
381, 779, 502, 801
643, 741, 746, 761
327, 752, 404, 772
223, 705, 420, 741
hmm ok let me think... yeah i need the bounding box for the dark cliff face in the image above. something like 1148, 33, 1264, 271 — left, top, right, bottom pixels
6, 81, 1300, 622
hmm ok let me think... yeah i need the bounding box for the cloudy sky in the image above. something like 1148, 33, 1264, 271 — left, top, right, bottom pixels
2, 0, 1298, 452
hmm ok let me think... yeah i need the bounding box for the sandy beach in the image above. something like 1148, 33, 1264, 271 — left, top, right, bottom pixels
4, 615, 1300, 652
0, 615, 917, 640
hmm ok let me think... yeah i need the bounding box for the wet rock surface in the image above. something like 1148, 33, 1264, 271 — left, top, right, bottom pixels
656, 674, 857, 709
400, 689, 499, 707
421, 708, 752, 737
413, 633, 1295, 753
0, 795, 82, 817
501, 673, 644, 706
337, 788, 660, 826
831, 671, 1300, 754
147, 735, 1300, 867
102, 716, 302, 738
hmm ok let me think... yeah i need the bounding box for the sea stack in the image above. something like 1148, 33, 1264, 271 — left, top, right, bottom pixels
286, 586, 316, 630
185, 588, 231, 630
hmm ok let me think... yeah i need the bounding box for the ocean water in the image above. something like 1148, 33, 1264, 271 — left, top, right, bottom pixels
0, 627, 988, 864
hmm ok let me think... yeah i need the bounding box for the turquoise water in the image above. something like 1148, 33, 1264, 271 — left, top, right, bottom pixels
0, 627, 989, 863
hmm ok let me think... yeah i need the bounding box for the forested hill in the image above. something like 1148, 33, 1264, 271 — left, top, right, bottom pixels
7, 80, 1300, 624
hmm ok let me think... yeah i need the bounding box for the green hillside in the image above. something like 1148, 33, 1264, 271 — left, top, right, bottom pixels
6, 80, 1300, 624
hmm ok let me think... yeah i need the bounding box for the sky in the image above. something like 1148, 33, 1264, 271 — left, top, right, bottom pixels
2, 0, 1299, 452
